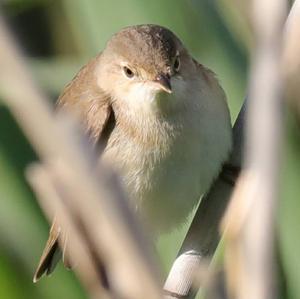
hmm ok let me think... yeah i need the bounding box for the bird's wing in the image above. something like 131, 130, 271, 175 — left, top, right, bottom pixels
34, 55, 115, 281
192, 57, 228, 105
57, 53, 115, 144
192, 58, 219, 87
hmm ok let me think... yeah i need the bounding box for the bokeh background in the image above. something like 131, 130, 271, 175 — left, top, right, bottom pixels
0, 1, 299, 299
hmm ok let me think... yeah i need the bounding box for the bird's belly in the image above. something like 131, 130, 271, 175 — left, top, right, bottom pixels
103, 127, 222, 234
140, 152, 204, 234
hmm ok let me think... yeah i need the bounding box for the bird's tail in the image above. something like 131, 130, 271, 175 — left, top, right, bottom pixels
33, 219, 70, 282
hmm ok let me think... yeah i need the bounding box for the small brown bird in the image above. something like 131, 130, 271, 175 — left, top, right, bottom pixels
33, 24, 232, 282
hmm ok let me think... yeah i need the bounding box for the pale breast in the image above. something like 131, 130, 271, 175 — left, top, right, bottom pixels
102, 99, 232, 234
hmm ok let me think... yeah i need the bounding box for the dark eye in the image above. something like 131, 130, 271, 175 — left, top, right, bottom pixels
173, 56, 180, 72
123, 66, 134, 78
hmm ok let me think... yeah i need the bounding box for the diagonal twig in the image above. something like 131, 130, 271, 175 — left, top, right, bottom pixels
0, 14, 162, 299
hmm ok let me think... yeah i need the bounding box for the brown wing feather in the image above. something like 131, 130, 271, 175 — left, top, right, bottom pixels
57, 53, 113, 143
33, 219, 61, 282
34, 54, 115, 281
192, 58, 218, 86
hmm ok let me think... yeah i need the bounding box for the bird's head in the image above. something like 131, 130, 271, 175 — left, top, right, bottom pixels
96, 25, 196, 113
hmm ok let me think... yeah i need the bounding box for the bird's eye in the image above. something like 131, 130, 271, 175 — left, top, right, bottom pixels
173, 56, 180, 72
123, 66, 134, 78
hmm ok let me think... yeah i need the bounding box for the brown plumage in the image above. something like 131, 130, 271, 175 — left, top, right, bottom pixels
34, 24, 232, 281
33, 219, 61, 281
57, 55, 113, 143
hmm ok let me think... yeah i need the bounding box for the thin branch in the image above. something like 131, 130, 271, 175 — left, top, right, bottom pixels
163, 80, 245, 299
26, 163, 112, 299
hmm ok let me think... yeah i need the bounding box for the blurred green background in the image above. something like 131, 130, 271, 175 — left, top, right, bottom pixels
0, 1, 299, 299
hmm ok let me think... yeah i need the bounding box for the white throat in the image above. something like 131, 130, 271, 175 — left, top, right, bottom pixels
121, 79, 186, 116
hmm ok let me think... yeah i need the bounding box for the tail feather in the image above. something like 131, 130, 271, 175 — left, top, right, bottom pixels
33, 220, 62, 282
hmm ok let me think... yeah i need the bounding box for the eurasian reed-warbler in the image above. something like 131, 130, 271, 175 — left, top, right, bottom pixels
33, 24, 232, 282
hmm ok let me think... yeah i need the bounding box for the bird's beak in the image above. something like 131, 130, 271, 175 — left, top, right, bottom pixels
154, 74, 172, 94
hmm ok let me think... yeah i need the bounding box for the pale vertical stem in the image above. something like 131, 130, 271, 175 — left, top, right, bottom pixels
242, 1, 286, 299
224, 1, 287, 299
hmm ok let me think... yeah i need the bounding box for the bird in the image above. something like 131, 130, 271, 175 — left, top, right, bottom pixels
33, 24, 232, 282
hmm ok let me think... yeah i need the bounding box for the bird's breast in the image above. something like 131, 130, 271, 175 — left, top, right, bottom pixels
102, 101, 231, 234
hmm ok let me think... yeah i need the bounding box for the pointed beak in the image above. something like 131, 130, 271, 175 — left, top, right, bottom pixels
154, 74, 172, 93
